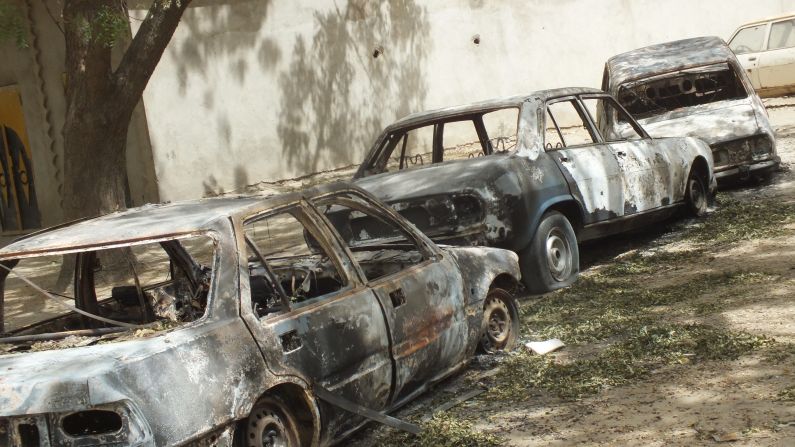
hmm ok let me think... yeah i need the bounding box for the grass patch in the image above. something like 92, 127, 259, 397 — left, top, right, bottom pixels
370, 414, 503, 447
777, 385, 795, 401
506, 243, 778, 401
763, 342, 795, 364
493, 324, 772, 400
521, 269, 775, 344
602, 249, 704, 277
686, 194, 795, 245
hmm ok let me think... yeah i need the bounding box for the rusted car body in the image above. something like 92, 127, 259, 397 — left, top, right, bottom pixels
354, 88, 715, 293
604, 36, 779, 184
0, 183, 521, 446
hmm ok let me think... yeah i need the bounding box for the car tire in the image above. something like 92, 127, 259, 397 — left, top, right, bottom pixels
244, 395, 301, 447
685, 169, 708, 217
478, 287, 520, 353
519, 211, 579, 294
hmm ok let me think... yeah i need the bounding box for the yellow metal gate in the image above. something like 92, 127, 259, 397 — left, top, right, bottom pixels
0, 86, 40, 231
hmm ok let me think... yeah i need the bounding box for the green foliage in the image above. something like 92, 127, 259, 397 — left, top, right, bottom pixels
495, 241, 778, 401
78, 4, 128, 48
687, 194, 795, 244
374, 414, 504, 447
493, 324, 772, 400
520, 267, 777, 344
763, 342, 795, 364
0, 2, 28, 48
777, 385, 795, 401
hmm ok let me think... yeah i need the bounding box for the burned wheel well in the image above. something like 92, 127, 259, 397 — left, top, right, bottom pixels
690, 155, 709, 183
547, 201, 583, 233
239, 383, 316, 446
490, 273, 521, 294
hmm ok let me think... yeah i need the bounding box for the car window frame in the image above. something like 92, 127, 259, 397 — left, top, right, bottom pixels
543, 96, 601, 151
768, 17, 795, 51
242, 201, 357, 315
579, 94, 650, 142
1, 230, 223, 333
307, 190, 442, 287
377, 116, 493, 171
729, 22, 771, 54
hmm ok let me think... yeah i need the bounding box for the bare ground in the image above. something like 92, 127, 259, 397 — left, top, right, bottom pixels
350, 100, 795, 446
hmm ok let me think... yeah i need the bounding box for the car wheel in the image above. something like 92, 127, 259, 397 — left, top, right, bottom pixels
686, 170, 708, 217
244, 396, 301, 447
519, 210, 579, 294
478, 287, 519, 353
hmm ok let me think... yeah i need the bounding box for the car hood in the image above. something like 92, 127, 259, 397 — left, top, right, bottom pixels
636, 99, 760, 146
353, 155, 520, 203
0, 346, 127, 416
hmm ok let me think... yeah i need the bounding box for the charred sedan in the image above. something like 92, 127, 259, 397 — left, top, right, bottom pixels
354, 88, 715, 293
605, 36, 779, 184
0, 184, 521, 446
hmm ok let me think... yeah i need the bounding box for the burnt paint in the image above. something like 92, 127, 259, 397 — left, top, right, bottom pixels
0, 183, 523, 447
355, 89, 715, 258
606, 36, 778, 184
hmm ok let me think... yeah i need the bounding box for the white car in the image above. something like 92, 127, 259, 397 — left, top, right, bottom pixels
728, 13, 795, 97
605, 37, 779, 184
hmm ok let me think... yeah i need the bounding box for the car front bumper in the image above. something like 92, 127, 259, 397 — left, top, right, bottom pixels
714, 156, 780, 183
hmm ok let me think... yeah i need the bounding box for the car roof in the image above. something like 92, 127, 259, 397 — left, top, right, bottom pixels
0, 183, 359, 257
606, 36, 735, 86
733, 12, 795, 28
384, 87, 604, 131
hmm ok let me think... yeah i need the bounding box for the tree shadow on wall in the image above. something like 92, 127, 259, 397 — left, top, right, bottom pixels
150, 0, 279, 194
277, 0, 431, 174
167, 0, 279, 98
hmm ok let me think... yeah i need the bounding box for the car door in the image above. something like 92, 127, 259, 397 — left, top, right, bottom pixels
758, 18, 795, 90
582, 95, 673, 214
544, 97, 624, 223
242, 204, 393, 414
311, 191, 469, 406
729, 22, 769, 89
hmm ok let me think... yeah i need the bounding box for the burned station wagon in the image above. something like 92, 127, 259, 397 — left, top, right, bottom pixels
605, 36, 780, 184
0, 184, 521, 446
354, 88, 715, 293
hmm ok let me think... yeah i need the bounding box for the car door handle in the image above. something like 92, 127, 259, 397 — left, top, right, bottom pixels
748, 56, 757, 61
616, 151, 627, 157
389, 288, 406, 308
279, 330, 302, 353
559, 155, 570, 163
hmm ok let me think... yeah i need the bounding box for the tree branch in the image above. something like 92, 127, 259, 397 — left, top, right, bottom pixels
113, 0, 190, 111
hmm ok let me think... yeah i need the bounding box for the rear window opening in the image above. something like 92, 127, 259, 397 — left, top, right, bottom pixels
617, 63, 748, 120
364, 107, 519, 176
0, 235, 216, 353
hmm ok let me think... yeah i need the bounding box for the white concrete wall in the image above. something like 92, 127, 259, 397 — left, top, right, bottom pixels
135, 0, 793, 202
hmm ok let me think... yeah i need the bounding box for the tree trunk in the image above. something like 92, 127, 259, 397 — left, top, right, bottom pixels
61, 0, 191, 221
55, 0, 191, 290
62, 102, 132, 221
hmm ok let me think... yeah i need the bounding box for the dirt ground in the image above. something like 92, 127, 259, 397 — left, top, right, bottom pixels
349, 100, 795, 446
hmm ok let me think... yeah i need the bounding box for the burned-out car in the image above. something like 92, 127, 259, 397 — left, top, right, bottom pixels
604, 36, 779, 184
0, 183, 521, 446
354, 88, 715, 293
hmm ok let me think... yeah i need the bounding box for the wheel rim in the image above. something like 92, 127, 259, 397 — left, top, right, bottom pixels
249, 408, 289, 447
480, 295, 512, 352
689, 178, 706, 213
545, 228, 572, 282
